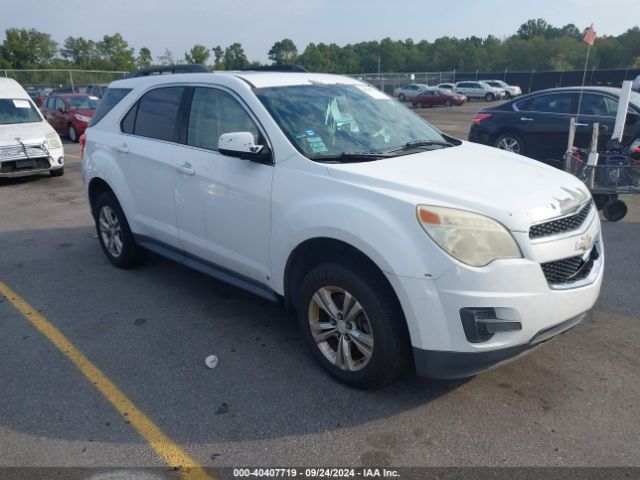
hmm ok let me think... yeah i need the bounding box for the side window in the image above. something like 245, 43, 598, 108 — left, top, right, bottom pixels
121, 101, 138, 134
133, 87, 185, 142
45, 96, 54, 109
521, 94, 576, 114
92, 88, 132, 126
580, 94, 618, 117
55, 98, 65, 111
187, 87, 259, 152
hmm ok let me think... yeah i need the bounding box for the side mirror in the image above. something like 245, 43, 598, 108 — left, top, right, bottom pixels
218, 132, 271, 163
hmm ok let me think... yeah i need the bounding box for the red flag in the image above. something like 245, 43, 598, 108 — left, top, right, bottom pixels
582, 24, 596, 46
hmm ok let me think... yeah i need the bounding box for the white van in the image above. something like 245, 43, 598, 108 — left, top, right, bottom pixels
0, 78, 64, 178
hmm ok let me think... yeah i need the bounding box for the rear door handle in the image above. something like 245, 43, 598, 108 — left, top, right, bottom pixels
520, 117, 535, 122
114, 143, 129, 154
174, 162, 195, 175
575, 123, 590, 127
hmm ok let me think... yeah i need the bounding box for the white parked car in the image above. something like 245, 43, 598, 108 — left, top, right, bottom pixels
82, 70, 603, 388
633, 74, 640, 92
455, 81, 506, 101
0, 78, 64, 178
435, 83, 455, 91
393, 83, 429, 101
485, 80, 522, 99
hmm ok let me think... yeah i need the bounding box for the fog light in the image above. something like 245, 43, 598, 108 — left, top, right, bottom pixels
460, 308, 522, 343
57, 157, 64, 165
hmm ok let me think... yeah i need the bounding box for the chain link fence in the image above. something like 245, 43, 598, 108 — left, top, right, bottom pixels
350, 68, 640, 94
1, 69, 129, 91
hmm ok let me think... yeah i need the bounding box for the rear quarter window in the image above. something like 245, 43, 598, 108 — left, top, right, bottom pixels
90, 88, 132, 126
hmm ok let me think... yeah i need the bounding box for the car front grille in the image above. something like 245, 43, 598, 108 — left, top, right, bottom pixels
541, 245, 600, 285
529, 202, 593, 240
0, 143, 49, 162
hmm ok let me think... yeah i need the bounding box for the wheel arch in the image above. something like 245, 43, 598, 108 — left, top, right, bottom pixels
87, 177, 115, 217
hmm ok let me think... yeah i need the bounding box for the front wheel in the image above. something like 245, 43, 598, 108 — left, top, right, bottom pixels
444, 99, 452, 107
494, 133, 525, 155
68, 124, 78, 142
398, 93, 406, 101
485, 93, 496, 101
94, 191, 144, 268
297, 262, 411, 389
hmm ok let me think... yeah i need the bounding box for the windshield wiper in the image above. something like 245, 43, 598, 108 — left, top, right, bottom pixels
313, 152, 392, 163
386, 139, 454, 153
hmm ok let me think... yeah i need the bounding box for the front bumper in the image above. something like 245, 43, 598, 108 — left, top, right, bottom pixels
413, 311, 588, 378
385, 217, 604, 379
0, 144, 64, 178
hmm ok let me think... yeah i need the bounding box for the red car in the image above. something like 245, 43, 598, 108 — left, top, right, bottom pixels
40, 93, 99, 142
411, 89, 465, 108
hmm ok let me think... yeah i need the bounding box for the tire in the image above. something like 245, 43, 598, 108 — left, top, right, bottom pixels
416, 102, 424, 109
50, 166, 64, 177
297, 262, 411, 389
485, 93, 496, 102
68, 124, 78, 143
505, 92, 512, 100
94, 191, 144, 268
593, 193, 617, 210
398, 93, 406, 101
602, 199, 627, 222
444, 99, 452, 107
494, 132, 525, 155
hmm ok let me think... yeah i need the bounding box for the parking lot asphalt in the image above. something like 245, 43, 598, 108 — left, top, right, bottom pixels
1, 104, 639, 473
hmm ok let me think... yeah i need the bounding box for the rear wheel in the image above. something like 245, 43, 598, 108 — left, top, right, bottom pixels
485, 92, 496, 102
297, 262, 410, 389
416, 102, 424, 109
94, 191, 144, 268
494, 133, 525, 155
398, 93, 406, 101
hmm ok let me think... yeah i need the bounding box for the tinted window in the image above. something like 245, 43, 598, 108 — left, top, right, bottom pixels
121, 101, 138, 134
91, 88, 132, 126
519, 93, 576, 114
187, 88, 259, 151
579, 93, 618, 117
55, 98, 65, 111
134, 87, 185, 142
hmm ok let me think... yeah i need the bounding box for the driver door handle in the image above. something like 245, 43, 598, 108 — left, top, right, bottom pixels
520, 117, 535, 122
174, 162, 195, 175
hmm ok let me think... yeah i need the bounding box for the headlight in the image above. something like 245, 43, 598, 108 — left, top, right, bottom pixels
417, 205, 522, 267
74, 114, 91, 123
46, 132, 62, 149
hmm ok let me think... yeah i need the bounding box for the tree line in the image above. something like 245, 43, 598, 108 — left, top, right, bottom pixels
1, 19, 639, 74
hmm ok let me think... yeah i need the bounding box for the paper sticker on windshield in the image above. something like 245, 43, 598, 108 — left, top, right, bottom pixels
13, 99, 31, 109
306, 136, 328, 153
355, 85, 388, 100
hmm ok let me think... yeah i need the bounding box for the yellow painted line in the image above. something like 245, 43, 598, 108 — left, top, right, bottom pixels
0, 281, 213, 480
65, 154, 81, 159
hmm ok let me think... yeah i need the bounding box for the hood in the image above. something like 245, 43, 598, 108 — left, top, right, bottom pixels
326, 142, 590, 232
0, 120, 55, 146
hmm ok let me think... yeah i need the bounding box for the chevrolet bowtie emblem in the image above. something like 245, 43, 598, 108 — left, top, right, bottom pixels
575, 234, 593, 253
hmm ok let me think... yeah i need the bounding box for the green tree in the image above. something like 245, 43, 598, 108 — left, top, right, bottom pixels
60, 36, 98, 66
268, 39, 298, 65
211, 46, 225, 69
0, 28, 57, 68
224, 43, 248, 69
137, 47, 153, 68
96, 33, 135, 70
185, 44, 210, 65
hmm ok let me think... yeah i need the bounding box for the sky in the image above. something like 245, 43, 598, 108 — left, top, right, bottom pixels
2, 0, 638, 64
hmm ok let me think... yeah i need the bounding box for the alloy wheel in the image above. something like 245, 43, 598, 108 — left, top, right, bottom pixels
99, 206, 123, 258
308, 286, 374, 372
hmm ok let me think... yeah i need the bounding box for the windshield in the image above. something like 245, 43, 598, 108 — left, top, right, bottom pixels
66, 96, 99, 110
255, 83, 450, 161
0, 98, 42, 125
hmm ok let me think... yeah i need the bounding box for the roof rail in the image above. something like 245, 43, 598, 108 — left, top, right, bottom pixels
238, 65, 308, 73
125, 64, 208, 78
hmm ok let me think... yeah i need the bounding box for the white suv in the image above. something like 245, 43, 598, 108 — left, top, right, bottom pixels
82, 70, 603, 388
455, 81, 505, 101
